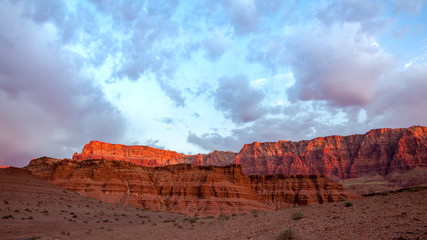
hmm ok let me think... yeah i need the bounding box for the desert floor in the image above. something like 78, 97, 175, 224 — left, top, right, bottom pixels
0, 167, 426, 240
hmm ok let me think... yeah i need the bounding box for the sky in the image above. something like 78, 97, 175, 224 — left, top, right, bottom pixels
1, 0, 427, 167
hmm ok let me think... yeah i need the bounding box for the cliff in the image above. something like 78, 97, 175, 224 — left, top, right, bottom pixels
73, 141, 236, 167
26, 157, 359, 216
234, 126, 427, 179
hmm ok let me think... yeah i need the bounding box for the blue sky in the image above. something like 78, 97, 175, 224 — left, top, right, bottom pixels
1, 0, 426, 166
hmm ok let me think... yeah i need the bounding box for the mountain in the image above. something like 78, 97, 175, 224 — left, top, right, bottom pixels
26, 157, 359, 216
73, 126, 426, 179
234, 126, 426, 179
73, 141, 236, 166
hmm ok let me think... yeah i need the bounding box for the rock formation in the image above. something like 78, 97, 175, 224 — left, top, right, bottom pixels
26, 157, 358, 216
234, 126, 427, 179
73, 141, 236, 167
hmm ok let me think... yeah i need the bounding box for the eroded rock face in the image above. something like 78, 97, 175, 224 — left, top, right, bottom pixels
72, 141, 197, 166
26, 157, 358, 216
234, 126, 427, 179
73, 141, 236, 167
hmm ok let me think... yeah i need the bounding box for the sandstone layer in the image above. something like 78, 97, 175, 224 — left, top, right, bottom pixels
234, 126, 427, 179
73, 141, 236, 167
26, 157, 358, 216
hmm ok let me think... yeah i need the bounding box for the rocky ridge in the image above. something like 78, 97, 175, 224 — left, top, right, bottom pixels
26, 157, 358, 216
73, 141, 236, 167
73, 126, 426, 183
234, 126, 427, 179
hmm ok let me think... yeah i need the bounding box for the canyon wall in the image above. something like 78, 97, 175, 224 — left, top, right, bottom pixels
71, 126, 427, 184
26, 157, 358, 216
234, 126, 427, 179
73, 141, 236, 167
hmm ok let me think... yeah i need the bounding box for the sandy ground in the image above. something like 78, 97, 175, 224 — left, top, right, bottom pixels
1, 167, 426, 240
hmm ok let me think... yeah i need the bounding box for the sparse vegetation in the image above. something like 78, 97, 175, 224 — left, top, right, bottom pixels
203, 216, 215, 219
3, 200, 9, 204
251, 209, 259, 214
2, 215, 13, 219
251, 209, 259, 217
218, 215, 230, 221
345, 201, 353, 207
186, 217, 198, 223
163, 218, 176, 223
277, 228, 298, 240
291, 211, 304, 220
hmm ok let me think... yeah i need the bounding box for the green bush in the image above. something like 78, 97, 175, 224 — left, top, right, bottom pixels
345, 201, 353, 207
251, 209, 259, 214
277, 228, 298, 240
291, 212, 304, 220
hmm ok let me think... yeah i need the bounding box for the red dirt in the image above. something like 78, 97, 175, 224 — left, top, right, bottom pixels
1, 167, 426, 240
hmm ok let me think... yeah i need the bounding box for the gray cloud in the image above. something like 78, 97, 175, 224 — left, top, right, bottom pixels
213, 75, 267, 123
316, 0, 389, 34
188, 132, 241, 152
221, 0, 260, 34
366, 62, 427, 127
0, 1, 126, 166
286, 23, 397, 107
203, 34, 229, 61
393, 0, 426, 15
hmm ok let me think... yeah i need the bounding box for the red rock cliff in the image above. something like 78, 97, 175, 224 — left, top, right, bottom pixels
26, 157, 359, 216
73, 141, 236, 167
234, 126, 427, 179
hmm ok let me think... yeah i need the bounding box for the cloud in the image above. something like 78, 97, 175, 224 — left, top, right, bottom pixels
188, 132, 241, 152
393, 0, 426, 15
221, 0, 260, 34
187, 110, 347, 153
213, 75, 267, 123
0, 1, 126, 166
203, 33, 229, 61
143, 139, 165, 150
286, 22, 397, 107
366, 62, 427, 127
316, 0, 389, 34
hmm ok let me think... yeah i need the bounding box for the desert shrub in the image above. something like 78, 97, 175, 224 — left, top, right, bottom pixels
203, 216, 215, 219
218, 215, 230, 221
345, 201, 353, 207
163, 219, 175, 223
277, 228, 298, 240
188, 217, 198, 223
232, 213, 237, 217
141, 220, 145, 224
27, 216, 33, 220
381, 191, 389, 196
251, 209, 259, 214
3, 200, 9, 204
2, 215, 13, 219
291, 212, 304, 220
